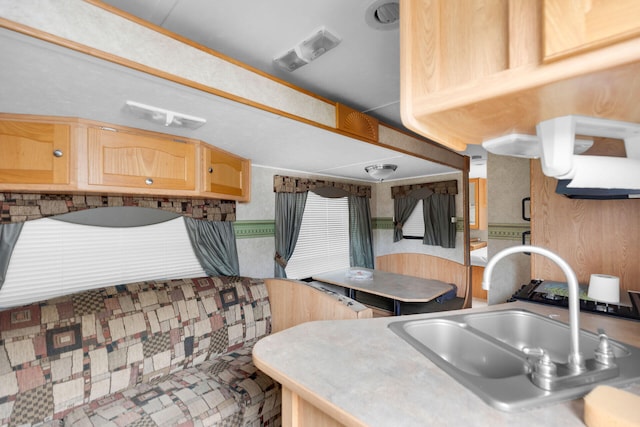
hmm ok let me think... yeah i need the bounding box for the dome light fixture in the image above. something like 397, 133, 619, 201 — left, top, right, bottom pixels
273, 27, 341, 72
365, 164, 397, 181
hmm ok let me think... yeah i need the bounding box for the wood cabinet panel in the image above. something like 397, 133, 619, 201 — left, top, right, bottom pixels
202, 145, 250, 201
0, 120, 70, 186
472, 265, 487, 301
1, 114, 251, 201
544, 0, 640, 60
400, 0, 640, 150
87, 127, 196, 192
469, 178, 487, 230
530, 160, 640, 293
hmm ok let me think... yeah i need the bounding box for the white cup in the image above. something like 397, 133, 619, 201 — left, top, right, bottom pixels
587, 274, 620, 304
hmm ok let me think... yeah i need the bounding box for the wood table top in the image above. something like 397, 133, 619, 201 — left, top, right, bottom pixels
312, 268, 454, 303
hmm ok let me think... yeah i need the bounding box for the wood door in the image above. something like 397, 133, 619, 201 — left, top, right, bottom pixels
202, 145, 250, 201
544, 0, 640, 60
87, 127, 196, 192
0, 120, 70, 185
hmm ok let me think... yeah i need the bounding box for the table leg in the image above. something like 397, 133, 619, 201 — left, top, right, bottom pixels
394, 300, 401, 316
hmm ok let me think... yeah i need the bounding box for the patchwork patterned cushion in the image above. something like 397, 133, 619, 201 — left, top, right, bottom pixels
200, 347, 282, 424
64, 367, 242, 426
0, 276, 274, 426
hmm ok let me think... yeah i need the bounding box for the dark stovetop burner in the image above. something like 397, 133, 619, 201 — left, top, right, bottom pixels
510, 280, 640, 321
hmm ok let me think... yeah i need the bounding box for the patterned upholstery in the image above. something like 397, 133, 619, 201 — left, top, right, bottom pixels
0, 276, 280, 427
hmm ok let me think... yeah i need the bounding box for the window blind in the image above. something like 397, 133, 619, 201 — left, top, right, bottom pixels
402, 199, 425, 238
1, 217, 206, 308
285, 192, 350, 279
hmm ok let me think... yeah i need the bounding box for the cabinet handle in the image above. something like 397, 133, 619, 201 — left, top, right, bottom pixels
522, 197, 531, 221
53, 149, 63, 158
145, 178, 153, 185
208, 167, 214, 173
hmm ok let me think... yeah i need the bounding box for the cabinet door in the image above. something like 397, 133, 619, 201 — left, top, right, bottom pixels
202, 145, 250, 201
0, 120, 70, 185
544, 0, 640, 60
87, 128, 196, 191
469, 178, 487, 230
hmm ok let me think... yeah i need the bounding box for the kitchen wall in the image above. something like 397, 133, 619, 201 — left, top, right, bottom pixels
235, 165, 465, 278
486, 154, 531, 305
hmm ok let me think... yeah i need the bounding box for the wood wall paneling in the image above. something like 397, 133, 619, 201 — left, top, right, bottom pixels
530, 160, 640, 294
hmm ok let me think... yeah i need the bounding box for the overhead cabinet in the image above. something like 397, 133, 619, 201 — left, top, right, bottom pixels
201, 145, 251, 202
86, 127, 197, 193
544, 0, 640, 60
0, 114, 251, 201
400, 0, 640, 151
0, 119, 73, 189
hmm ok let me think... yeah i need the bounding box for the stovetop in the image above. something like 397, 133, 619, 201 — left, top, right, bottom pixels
510, 280, 640, 321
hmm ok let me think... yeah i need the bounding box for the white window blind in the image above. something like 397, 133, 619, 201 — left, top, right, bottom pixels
285, 192, 350, 279
402, 200, 425, 238
1, 217, 206, 308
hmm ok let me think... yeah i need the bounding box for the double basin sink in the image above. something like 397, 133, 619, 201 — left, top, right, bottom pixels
389, 309, 640, 411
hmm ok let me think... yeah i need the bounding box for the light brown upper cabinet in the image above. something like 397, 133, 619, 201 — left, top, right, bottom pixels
469, 178, 487, 230
0, 114, 251, 201
400, 0, 640, 151
201, 145, 251, 202
0, 119, 73, 189
544, 0, 640, 61
86, 127, 197, 193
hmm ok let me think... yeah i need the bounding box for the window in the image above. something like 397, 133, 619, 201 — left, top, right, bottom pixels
401, 200, 424, 238
285, 192, 350, 279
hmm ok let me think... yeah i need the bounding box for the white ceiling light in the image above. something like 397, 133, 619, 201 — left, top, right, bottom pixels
365, 164, 397, 181
365, 0, 400, 30
273, 27, 341, 72
124, 100, 206, 129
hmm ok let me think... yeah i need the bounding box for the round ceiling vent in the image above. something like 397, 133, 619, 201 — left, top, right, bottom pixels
365, 0, 400, 30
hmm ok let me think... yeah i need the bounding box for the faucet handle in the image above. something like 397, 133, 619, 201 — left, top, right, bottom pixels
595, 329, 616, 366
523, 347, 557, 385
522, 347, 545, 358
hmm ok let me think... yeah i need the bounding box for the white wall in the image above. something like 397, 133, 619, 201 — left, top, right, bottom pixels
487, 154, 531, 304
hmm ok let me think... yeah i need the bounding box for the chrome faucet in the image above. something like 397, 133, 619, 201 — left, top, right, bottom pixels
482, 245, 586, 374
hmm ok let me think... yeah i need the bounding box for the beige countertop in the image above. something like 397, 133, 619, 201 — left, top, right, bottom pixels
253, 301, 640, 427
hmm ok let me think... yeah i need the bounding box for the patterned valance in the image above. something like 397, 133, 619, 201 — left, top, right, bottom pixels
273, 175, 371, 198
391, 180, 458, 199
0, 193, 236, 224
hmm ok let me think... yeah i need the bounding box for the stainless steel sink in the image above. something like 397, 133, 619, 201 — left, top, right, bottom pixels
389, 308, 640, 412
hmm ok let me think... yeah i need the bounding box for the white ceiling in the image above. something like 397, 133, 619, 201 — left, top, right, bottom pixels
101, 0, 405, 129
1, 1, 473, 182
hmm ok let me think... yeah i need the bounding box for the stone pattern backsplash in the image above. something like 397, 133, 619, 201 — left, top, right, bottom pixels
0, 193, 236, 223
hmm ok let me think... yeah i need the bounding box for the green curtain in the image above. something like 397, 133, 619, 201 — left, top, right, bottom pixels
423, 193, 456, 248
348, 195, 374, 269
393, 196, 419, 242
0, 222, 24, 290
183, 217, 240, 276
274, 191, 308, 278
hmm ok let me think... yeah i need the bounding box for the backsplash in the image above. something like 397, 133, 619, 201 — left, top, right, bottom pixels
0, 193, 236, 223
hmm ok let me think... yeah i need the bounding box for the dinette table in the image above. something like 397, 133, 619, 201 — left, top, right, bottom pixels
312, 267, 455, 316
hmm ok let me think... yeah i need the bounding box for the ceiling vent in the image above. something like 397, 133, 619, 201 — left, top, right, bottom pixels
336, 103, 379, 142
366, 0, 400, 30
